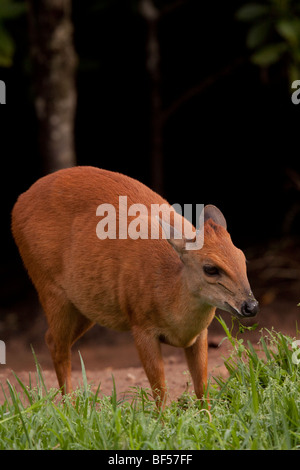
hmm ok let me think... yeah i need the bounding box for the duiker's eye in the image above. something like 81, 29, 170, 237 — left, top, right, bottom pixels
203, 265, 220, 276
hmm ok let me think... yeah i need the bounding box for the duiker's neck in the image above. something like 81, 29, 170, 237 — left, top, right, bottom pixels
169, 260, 217, 328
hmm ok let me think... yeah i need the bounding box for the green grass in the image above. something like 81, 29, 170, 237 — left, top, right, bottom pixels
1, 319, 300, 450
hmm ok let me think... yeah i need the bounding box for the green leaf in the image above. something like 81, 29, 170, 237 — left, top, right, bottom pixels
260, 336, 272, 362
236, 3, 269, 22
288, 64, 300, 83
0, 55, 11, 67
246, 20, 271, 49
249, 359, 259, 414
0, 24, 14, 67
0, 0, 26, 20
276, 19, 300, 46
251, 43, 287, 66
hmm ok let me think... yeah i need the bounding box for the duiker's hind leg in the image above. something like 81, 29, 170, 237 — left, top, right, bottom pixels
40, 287, 94, 394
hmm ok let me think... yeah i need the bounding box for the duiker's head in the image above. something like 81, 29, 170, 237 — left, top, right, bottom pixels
160, 205, 258, 319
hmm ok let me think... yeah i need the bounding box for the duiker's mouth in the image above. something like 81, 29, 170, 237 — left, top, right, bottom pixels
224, 302, 243, 318
224, 300, 259, 319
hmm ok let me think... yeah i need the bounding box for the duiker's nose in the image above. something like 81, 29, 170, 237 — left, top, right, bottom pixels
241, 299, 259, 317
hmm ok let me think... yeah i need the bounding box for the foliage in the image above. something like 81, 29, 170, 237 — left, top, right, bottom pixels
0, 0, 26, 67
236, 0, 300, 82
1, 321, 300, 449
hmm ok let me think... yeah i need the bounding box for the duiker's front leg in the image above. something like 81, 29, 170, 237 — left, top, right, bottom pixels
184, 329, 209, 405
132, 326, 167, 408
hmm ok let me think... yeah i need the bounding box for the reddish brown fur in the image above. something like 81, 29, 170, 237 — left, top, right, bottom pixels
11, 166, 256, 406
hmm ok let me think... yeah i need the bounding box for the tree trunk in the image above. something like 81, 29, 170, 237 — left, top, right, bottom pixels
139, 0, 164, 195
27, 0, 77, 173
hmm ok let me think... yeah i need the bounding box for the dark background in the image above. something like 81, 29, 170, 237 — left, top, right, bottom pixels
0, 0, 299, 338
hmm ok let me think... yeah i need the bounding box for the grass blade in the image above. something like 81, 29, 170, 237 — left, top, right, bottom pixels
78, 351, 88, 397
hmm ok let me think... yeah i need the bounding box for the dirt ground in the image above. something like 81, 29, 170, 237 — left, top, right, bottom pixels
1, 295, 299, 405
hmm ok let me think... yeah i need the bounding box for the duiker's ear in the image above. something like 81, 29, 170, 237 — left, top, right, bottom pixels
157, 217, 185, 254
203, 205, 227, 230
